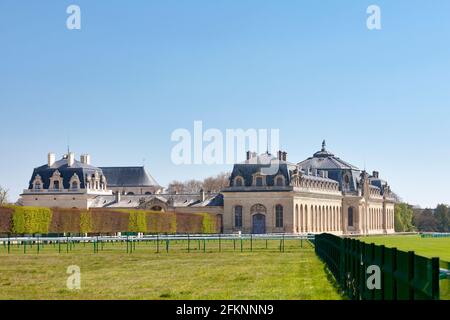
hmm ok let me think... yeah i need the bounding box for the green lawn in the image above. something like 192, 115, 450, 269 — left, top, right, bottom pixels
0, 240, 342, 300
360, 235, 450, 261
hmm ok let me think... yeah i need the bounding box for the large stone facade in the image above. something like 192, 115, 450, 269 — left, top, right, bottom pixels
21, 143, 396, 235
221, 142, 396, 235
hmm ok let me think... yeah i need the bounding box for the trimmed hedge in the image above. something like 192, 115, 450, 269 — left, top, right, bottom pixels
0, 206, 222, 234
11, 206, 52, 234
50, 209, 81, 233
0, 206, 13, 233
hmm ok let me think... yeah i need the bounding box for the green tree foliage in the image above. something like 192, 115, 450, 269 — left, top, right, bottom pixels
413, 208, 438, 232
394, 203, 415, 232
434, 204, 450, 232
11, 206, 52, 234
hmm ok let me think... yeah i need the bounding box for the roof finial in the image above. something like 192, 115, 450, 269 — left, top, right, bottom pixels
322, 140, 326, 151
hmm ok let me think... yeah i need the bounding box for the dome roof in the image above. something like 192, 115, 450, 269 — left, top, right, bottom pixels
298, 141, 359, 171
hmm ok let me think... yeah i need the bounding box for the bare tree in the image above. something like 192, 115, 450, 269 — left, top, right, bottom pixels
166, 180, 186, 194
166, 172, 231, 194
202, 172, 231, 193
0, 185, 9, 206
184, 179, 203, 193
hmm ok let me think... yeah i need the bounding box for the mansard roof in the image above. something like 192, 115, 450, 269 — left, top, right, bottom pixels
99, 166, 160, 187
229, 152, 296, 187
28, 157, 103, 190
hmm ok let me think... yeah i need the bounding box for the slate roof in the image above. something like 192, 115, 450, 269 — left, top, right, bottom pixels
28, 158, 103, 190
99, 166, 160, 187
298, 140, 359, 171
229, 152, 297, 187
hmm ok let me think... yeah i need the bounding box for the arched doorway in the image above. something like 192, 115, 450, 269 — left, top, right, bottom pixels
252, 214, 266, 234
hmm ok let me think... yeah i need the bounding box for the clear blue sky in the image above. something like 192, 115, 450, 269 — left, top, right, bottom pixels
1, 1, 449, 207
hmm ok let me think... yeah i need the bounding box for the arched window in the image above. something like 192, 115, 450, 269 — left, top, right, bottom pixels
145, 192, 152, 195
348, 207, 354, 227
234, 206, 243, 228
275, 205, 284, 228
53, 180, 60, 190
71, 181, 78, 190
127, 192, 135, 195
234, 177, 243, 187
275, 176, 284, 187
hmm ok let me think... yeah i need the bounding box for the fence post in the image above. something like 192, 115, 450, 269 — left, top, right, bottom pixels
219, 234, 221, 253
250, 234, 253, 252
157, 234, 160, 253
7, 234, 10, 254
431, 257, 440, 300
408, 251, 415, 300
187, 234, 190, 253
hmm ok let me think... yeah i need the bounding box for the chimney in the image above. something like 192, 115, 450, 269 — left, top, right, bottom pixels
278, 151, 283, 160
80, 154, 91, 165
372, 171, 379, 178
282, 152, 287, 161
48, 153, 55, 167
200, 189, 205, 202
68, 152, 75, 167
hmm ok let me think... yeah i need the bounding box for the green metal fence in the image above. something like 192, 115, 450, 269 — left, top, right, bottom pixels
315, 233, 440, 300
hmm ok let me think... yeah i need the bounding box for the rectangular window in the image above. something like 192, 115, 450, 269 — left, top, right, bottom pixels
235, 206, 243, 228
276, 205, 284, 228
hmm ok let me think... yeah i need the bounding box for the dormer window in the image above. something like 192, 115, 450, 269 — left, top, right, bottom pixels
32, 174, 44, 190
234, 176, 244, 187
255, 176, 263, 187
275, 175, 285, 187
49, 170, 63, 191
69, 173, 81, 191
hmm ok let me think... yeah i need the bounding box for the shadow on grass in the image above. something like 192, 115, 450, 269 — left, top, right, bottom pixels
322, 265, 347, 300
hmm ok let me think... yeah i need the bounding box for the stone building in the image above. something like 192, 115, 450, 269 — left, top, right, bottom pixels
221, 141, 396, 235
21, 142, 396, 235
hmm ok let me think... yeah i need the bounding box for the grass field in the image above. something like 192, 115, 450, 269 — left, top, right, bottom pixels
0, 239, 342, 300
360, 235, 450, 261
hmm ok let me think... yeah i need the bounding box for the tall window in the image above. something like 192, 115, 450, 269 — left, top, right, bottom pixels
53, 181, 60, 190
235, 206, 243, 228
71, 182, 78, 190
276, 205, 284, 228
348, 207, 354, 227
235, 177, 243, 187
35, 182, 41, 190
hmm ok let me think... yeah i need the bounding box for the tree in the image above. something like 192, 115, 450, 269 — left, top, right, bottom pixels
0, 185, 9, 206
394, 203, 415, 232
166, 172, 231, 194
434, 204, 450, 232
184, 179, 203, 194
202, 172, 230, 193
166, 181, 186, 194
413, 208, 438, 232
